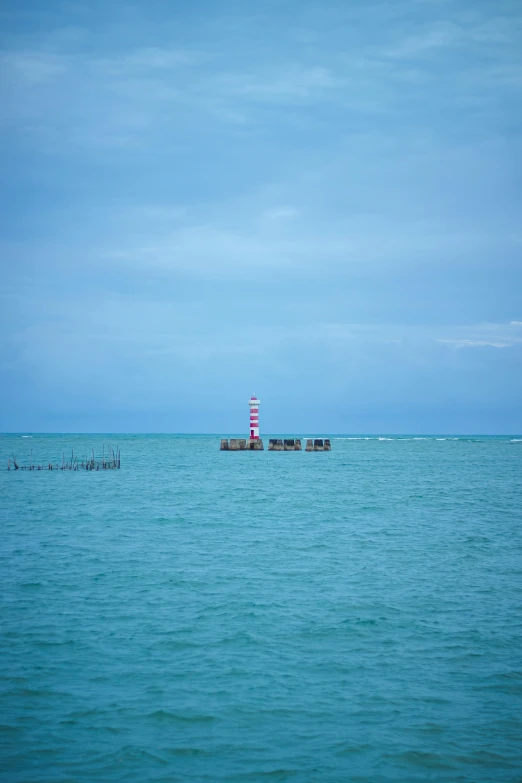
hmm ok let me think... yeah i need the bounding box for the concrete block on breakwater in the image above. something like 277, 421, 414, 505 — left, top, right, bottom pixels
268, 439, 302, 451
305, 439, 331, 451
220, 439, 264, 451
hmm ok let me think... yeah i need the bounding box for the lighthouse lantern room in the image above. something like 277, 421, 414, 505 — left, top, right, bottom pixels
249, 396, 260, 439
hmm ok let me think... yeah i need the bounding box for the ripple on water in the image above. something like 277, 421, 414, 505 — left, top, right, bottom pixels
1, 434, 521, 782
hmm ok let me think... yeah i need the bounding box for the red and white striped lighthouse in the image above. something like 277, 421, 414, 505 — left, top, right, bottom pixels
249, 395, 260, 439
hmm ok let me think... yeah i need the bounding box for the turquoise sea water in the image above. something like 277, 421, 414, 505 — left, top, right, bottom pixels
1, 433, 521, 782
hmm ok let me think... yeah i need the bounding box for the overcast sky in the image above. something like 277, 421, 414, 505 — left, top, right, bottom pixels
1, 0, 521, 433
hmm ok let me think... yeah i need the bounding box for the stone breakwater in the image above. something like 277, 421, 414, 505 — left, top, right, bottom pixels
306, 439, 331, 451
268, 439, 302, 451
220, 438, 331, 451
268, 438, 330, 451
220, 439, 264, 450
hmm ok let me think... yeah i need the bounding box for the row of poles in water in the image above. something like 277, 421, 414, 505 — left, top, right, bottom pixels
7, 447, 121, 471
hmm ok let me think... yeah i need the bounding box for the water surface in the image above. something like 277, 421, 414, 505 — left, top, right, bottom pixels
1, 434, 521, 782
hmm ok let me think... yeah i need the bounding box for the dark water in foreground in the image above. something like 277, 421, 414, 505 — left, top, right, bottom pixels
1, 434, 522, 782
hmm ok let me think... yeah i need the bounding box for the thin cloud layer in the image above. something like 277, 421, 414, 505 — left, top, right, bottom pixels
0, 0, 521, 432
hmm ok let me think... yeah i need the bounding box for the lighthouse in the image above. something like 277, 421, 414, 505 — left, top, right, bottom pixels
249, 395, 260, 439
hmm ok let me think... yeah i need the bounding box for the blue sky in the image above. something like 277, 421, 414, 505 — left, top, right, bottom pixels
1, 0, 521, 433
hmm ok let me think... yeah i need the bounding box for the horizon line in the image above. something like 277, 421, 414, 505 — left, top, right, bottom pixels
1, 432, 521, 437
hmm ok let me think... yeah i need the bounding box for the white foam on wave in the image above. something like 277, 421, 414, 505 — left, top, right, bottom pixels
333, 436, 470, 442
21, 435, 32, 438
511, 439, 522, 442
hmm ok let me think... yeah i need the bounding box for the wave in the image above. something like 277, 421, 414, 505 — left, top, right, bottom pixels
21, 435, 33, 438
147, 709, 216, 724
332, 436, 489, 442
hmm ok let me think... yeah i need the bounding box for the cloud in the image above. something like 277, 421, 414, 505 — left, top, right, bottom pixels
384, 22, 462, 58
209, 65, 339, 103
436, 339, 510, 349
2, 0, 521, 155
436, 322, 522, 349
0, 50, 67, 86
0, 0, 521, 433
264, 206, 299, 220
304, 322, 522, 352
99, 211, 519, 280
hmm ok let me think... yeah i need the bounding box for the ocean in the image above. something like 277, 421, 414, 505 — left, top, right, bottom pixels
1, 434, 521, 782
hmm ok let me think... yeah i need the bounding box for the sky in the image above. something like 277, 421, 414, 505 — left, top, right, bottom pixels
0, 0, 521, 434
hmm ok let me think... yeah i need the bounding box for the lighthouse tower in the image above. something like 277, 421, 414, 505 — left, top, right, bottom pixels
249, 396, 260, 439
